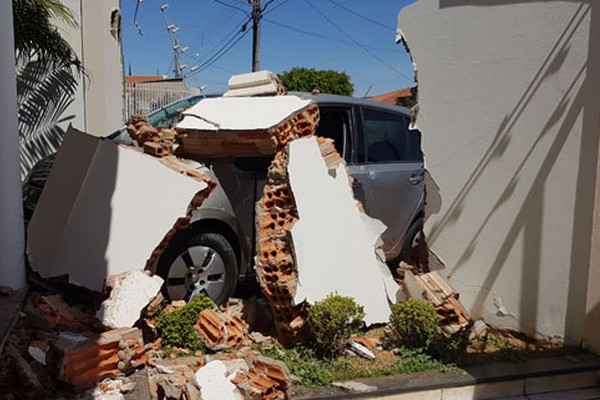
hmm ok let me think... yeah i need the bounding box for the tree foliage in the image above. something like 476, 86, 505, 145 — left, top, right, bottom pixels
12, 0, 83, 177
278, 67, 354, 96
13, 0, 81, 70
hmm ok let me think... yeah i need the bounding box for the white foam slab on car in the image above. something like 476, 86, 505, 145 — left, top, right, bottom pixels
177, 95, 311, 131
287, 136, 398, 325
27, 127, 208, 292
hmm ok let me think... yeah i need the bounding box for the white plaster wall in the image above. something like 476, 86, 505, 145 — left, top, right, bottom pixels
81, 0, 125, 135
1, 0, 26, 288
54, 0, 124, 136
399, 1, 600, 344
55, 0, 86, 131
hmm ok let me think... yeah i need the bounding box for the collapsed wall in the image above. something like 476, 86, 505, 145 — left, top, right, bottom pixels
254, 104, 320, 344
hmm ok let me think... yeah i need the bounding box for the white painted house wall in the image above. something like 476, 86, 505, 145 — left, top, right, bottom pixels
399, 1, 600, 346
56, 0, 124, 136
0, 0, 26, 289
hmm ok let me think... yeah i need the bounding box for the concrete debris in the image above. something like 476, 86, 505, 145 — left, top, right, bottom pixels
195, 308, 249, 351
347, 341, 376, 360
224, 70, 287, 98
349, 336, 378, 352
59, 327, 146, 387
27, 127, 215, 291
176, 96, 316, 158
25, 293, 88, 331
332, 381, 377, 393
96, 269, 164, 329
5, 342, 42, 394
468, 319, 490, 339
148, 355, 204, 400
90, 377, 136, 400
28, 340, 49, 365
231, 355, 291, 400
194, 360, 243, 400
411, 271, 470, 335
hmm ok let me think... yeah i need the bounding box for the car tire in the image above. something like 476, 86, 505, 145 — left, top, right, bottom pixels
400, 218, 424, 267
156, 229, 238, 305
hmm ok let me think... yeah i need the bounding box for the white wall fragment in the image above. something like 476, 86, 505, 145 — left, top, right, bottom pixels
96, 269, 163, 329
177, 96, 311, 131
194, 360, 244, 400
27, 127, 208, 291
287, 137, 398, 324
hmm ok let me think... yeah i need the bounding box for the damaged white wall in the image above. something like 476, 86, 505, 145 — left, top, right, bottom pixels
399, 1, 600, 347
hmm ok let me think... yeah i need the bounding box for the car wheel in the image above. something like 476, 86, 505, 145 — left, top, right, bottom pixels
400, 218, 424, 267
156, 230, 238, 305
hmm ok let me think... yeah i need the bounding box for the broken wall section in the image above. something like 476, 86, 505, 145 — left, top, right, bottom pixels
399, 1, 600, 345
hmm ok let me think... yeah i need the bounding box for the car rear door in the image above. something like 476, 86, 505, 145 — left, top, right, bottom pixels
349, 106, 424, 261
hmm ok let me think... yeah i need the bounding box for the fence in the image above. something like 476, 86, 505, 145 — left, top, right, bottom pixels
125, 86, 197, 120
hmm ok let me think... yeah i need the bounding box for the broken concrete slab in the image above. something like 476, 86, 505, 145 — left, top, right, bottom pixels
194, 360, 244, 400
224, 70, 287, 97
288, 136, 397, 325
27, 127, 212, 292
175, 96, 318, 158
96, 270, 164, 329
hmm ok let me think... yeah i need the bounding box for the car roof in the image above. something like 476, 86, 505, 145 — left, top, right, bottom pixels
289, 92, 412, 116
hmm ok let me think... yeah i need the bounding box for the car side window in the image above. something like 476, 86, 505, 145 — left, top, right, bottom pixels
362, 108, 422, 163
316, 106, 351, 161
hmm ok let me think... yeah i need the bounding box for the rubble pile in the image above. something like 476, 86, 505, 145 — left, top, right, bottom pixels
399, 266, 470, 335
127, 115, 178, 157
59, 327, 147, 387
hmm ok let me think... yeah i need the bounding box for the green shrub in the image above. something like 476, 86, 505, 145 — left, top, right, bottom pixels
155, 295, 214, 351
307, 292, 365, 359
388, 299, 440, 350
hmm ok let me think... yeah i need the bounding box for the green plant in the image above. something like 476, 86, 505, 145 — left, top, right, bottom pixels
388, 299, 441, 350
262, 344, 335, 387
307, 292, 365, 359
155, 295, 214, 351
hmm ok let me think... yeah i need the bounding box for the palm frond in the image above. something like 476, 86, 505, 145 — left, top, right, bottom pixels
16, 57, 79, 178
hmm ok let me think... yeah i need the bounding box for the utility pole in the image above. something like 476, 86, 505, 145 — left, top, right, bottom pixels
251, 0, 261, 72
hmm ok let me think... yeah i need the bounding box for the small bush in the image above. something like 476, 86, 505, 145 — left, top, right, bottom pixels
307, 292, 365, 359
388, 299, 440, 350
155, 295, 214, 351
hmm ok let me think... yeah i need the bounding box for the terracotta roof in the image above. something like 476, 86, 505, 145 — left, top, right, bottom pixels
368, 87, 415, 105
125, 75, 166, 85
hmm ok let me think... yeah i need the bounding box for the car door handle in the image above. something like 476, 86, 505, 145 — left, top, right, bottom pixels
409, 173, 423, 185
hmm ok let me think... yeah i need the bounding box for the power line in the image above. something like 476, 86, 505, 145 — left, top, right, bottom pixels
304, 0, 413, 84
263, 17, 399, 53
325, 0, 394, 32
188, 28, 251, 76
263, 0, 292, 15
212, 0, 249, 15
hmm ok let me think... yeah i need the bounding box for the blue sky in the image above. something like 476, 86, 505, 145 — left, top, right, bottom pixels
122, 0, 417, 97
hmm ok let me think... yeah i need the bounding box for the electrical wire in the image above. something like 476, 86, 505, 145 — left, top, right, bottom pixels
263, 0, 292, 15
304, 0, 413, 83
188, 28, 251, 76
325, 0, 394, 32
212, 0, 249, 15
263, 18, 399, 53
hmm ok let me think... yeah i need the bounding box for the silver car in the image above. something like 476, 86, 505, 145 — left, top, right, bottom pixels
156, 93, 424, 304
23, 93, 424, 305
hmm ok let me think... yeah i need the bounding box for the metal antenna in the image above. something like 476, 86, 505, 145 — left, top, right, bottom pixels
160, 4, 183, 77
